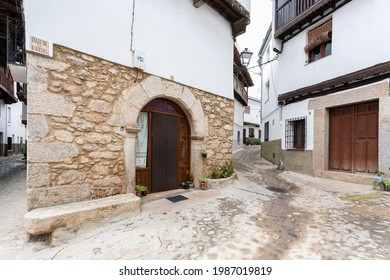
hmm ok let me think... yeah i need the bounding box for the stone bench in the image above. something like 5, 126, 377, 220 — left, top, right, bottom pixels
24, 194, 140, 235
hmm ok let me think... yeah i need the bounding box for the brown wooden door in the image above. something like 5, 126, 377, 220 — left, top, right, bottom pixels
136, 98, 190, 193
329, 101, 378, 173
151, 112, 179, 192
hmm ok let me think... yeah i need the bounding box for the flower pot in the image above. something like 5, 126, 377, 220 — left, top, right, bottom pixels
135, 191, 142, 197
200, 182, 207, 190
202, 153, 207, 159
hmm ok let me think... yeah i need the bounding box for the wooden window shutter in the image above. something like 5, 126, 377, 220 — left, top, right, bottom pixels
304, 19, 332, 52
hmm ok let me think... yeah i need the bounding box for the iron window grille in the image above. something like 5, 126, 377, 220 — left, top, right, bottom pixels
285, 116, 306, 149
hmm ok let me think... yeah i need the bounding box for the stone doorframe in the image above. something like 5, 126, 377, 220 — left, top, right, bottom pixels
108, 75, 208, 193
308, 79, 390, 177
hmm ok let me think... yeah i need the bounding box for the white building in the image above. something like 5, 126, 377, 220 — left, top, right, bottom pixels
243, 96, 261, 144
22, 0, 252, 234
0, 100, 26, 156
263, 0, 390, 183
258, 24, 282, 164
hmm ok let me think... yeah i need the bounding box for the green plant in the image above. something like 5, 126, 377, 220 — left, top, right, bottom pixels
210, 161, 234, 179
376, 171, 385, 176
245, 138, 261, 145
381, 180, 390, 191
201, 149, 207, 155
199, 176, 208, 183
186, 171, 194, 184
135, 185, 147, 192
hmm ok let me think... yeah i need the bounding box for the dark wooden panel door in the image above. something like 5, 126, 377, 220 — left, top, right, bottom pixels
354, 102, 378, 173
329, 101, 378, 173
330, 107, 353, 171
152, 112, 179, 192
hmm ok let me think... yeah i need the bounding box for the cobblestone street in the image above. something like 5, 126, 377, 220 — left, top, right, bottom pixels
0, 147, 389, 260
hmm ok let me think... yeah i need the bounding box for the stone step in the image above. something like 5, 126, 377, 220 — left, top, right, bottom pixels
24, 194, 140, 235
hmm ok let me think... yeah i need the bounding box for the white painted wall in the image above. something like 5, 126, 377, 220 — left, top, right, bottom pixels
259, 26, 282, 142
233, 98, 244, 151
24, 0, 234, 99
9, 101, 26, 140
262, 109, 282, 142
277, 0, 390, 94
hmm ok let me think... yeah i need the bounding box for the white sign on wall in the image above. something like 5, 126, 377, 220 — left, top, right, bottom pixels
30, 36, 50, 56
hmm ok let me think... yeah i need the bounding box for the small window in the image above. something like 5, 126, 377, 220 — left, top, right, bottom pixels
244, 106, 250, 114
264, 121, 269, 142
305, 19, 332, 63
285, 117, 306, 150
237, 130, 241, 144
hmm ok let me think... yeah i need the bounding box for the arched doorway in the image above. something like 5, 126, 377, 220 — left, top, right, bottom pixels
135, 98, 191, 193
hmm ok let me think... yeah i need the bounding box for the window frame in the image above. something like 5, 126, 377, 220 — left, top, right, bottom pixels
264, 121, 270, 142
285, 117, 306, 150
306, 19, 332, 64
308, 41, 332, 63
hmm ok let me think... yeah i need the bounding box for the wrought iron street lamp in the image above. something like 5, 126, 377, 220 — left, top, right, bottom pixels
240, 48, 253, 67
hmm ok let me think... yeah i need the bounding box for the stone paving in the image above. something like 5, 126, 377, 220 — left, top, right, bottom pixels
0, 147, 389, 260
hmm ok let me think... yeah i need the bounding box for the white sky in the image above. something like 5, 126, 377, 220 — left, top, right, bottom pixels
236, 0, 273, 99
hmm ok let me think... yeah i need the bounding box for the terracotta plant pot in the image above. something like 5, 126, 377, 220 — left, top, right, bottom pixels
200, 182, 207, 190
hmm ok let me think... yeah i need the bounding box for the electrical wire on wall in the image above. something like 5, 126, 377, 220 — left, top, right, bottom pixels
130, 0, 136, 52
130, 0, 140, 83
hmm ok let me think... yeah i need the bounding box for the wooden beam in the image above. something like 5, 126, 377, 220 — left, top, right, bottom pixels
193, 0, 205, 8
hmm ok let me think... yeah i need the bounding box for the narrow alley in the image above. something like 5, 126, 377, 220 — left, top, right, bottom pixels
0, 147, 389, 260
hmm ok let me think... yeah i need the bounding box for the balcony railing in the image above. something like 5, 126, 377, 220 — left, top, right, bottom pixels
7, 17, 26, 66
275, 0, 319, 31
234, 75, 248, 106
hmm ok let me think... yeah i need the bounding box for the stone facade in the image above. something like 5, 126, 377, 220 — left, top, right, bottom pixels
308, 79, 390, 183
27, 45, 233, 211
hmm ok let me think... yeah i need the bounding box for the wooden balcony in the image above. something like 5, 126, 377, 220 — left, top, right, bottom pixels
0, 68, 17, 104
275, 0, 351, 41
234, 75, 248, 106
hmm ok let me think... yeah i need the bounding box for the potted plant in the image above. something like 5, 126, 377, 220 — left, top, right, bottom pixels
187, 172, 194, 188
373, 171, 385, 190
181, 172, 194, 189
199, 176, 208, 190
383, 180, 390, 192
135, 185, 147, 197
201, 149, 207, 158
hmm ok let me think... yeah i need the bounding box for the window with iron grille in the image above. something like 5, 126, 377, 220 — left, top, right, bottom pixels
285, 117, 306, 149
249, 128, 255, 138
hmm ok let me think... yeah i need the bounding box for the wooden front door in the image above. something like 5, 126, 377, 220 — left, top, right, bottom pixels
135, 98, 190, 193
329, 101, 378, 173
152, 113, 179, 192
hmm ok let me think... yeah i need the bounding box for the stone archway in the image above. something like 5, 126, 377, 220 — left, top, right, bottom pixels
109, 75, 208, 193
